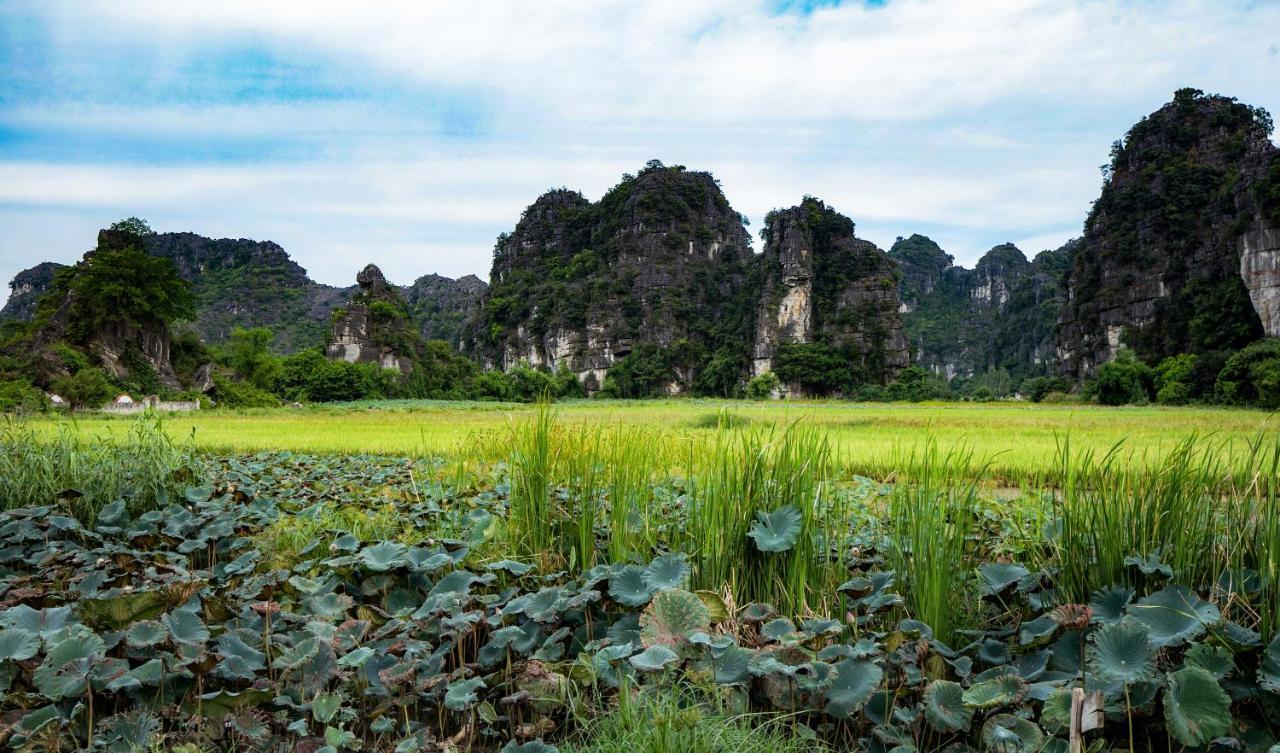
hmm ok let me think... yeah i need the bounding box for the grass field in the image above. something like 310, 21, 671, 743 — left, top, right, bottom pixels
30, 398, 1279, 483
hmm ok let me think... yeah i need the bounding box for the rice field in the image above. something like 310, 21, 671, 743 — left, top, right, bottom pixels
24, 398, 1280, 484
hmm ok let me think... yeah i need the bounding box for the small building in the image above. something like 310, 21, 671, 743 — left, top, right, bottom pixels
114, 394, 134, 405
47, 393, 67, 407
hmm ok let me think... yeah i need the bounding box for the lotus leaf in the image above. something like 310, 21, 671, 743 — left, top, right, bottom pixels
338, 646, 376, 668
1088, 619, 1155, 686
962, 674, 1027, 709
1183, 642, 1233, 679
762, 617, 799, 643
695, 590, 729, 622
824, 658, 883, 718
1163, 666, 1231, 746
630, 645, 681, 672
1089, 585, 1134, 625
980, 714, 1044, 753
1259, 633, 1280, 692
217, 632, 266, 681
1124, 551, 1173, 578
360, 541, 409, 572
500, 741, 558, 753
740, 603, 776, 623
608, 565, 653, 607
105, 657, 164, 691
1018, 615, 1058, 646
486, 559, 533, 576
978, 562, 1032, 597
639, 588, 710, 648
746, 505, 803, 553
1127, 585, 1219, 647
712, 645, 753, 684
1038, 687, 1072, 733
161, 608, 209, 646
80, 591, 168, 630
124, 620, 169, 648
924, 680, 973, 732
0, 627, 39, 662
312, 691, 342, 723
99, 710, 160, 753
444, 677, 486, 710
794, 660, 835, 693
642, 553, 689, 591
33, 629, 105, 698
2, 604, 75, 637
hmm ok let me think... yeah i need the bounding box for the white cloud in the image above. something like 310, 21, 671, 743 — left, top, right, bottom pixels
3, 0, 1279, 300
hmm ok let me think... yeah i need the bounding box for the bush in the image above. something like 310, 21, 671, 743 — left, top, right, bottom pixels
51, 367, 114, 410
1215, 338, 1280, 407
551, 365, 584, 399
0, 378, 47, 413
1156, 381, 1192, 406
1086, 349, 1154, 405
853, 383, 888, 402
305, 360, 367, 403
1020, 375, 1073, 402
886, 366, 949, 402
745, 371, 780, 400
210, 373, 279, 408
472, 370, 516, 401
774, 342, 853, 396
277, 348, 328, 401
1042, 391, 1078, 404
508, 363, 554, 402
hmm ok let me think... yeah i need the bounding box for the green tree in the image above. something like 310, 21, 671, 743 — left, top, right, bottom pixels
746, 371, 780, 400
1087, 348, 1154, 405
109, 217, 156, 238
225, 327, 281, 390
886, 366, 949, 402
51, 367, 114, 410
1216, 338, 1280, 407
61, 244, 194, 342
773, 343, 853, 396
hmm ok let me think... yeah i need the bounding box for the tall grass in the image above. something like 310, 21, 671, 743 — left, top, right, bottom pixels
1247, 436, 1280, 638
1051, 435, 1248, 601
561, 424, 606, 571
507, 401, 559, 560
885, 441, 985, 644
0, 414, 192, 525
605, 425, 662, 563
682, 414, 839, 615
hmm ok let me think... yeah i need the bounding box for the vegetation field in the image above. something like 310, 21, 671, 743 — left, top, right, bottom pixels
30, 399, 1280, 484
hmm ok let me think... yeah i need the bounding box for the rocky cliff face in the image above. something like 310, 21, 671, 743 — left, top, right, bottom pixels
326, 265, 416, 373
1058, 88, 1279, 378
0, 262, 64, 322
752, 198, 908, 388
403, 273, 487, 348
890, 235, 1072, 381
3, 231, 487, 354
469, 162, 755, 392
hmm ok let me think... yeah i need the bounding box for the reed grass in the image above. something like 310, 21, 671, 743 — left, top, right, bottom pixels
885, 441, 986, 644
506, 401, 559, 560
0, 414, 192, 525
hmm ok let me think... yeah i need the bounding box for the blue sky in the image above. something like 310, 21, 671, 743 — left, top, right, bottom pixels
2, 0, 1278, 296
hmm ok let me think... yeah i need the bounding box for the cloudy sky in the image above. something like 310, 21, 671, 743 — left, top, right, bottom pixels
2, 0, 1278, 297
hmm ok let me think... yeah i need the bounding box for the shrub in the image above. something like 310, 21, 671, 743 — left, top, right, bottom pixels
745, 371, 780, 400
305, 360, 367, 403
0, 378, 47, 413
1020, 375, 1073, 402
551, 365, 585, 399
774, 342, 852, 396
509, 363, 554, 402
1156, 381, 1192, 406
1087, 349, 1154, 405
277, 348, 328, 400
472, 370, 516, 401
886, 366, 949, 402
210, 373, 280, 408
51, 367, 114, 410
1216, 338, 1280, 407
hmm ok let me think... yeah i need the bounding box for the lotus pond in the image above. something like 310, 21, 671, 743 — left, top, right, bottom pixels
1, 413, 1279, 752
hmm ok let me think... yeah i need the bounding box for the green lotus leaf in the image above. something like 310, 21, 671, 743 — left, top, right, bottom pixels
629, 645, 680, 672
1088, 620, 1155, 686
740, 603, 777, 623
311, 691, 342, 723
639, 588, 710, 648
486, 559, 533, 576
962, 674, 1028, 709
747, 505, 803, 553
1089, 585, 1134, 625
924, 680, 974, 732
11, 705, 63, 740
0, 628, 39, 662
105, 658, 164, 692
360, 541, 409, 572
978, 562, 1032, 597
1, 605, 74, 638
1039, 687, 1072, 733
824, 658, 883, 718
793, 660, 835, 693
338, 646, 377, 668
1183, 642, 1233, 680
32, 629, 105, 699
275, 637, 320, 671
1127, 585, 1219, 647
80, 591, 168, 630
608, 565, 654, 608
124, 620, 169, 648
981, 714, 1044, 753
1124, 551, 1173, 578
216, 633, 266, 681
1163, 666, 1231, 746
429, 570, 481, 597
98, 710, 161, 753
1018, 614, 1058, 646
162, 608, 209, 647
195, 688, 272, 721
500, 741, 558, 753
444, 677, 486, 710
642, 553, 690, 591
712, 645, 753, 684
761, 617, 799, 643
1259, 633, 1280, 692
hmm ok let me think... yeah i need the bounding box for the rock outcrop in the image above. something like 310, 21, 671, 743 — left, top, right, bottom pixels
469, 162, 755, 392
0, 262, 64, 322
752, 198, 908, 389
1057, 88, 1279, 378
890, 235, 1072, 381
403, 273, 487, 348
326, 264, 415, 373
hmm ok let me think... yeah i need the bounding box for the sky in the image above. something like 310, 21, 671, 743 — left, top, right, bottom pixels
2, 0, 1279, 300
